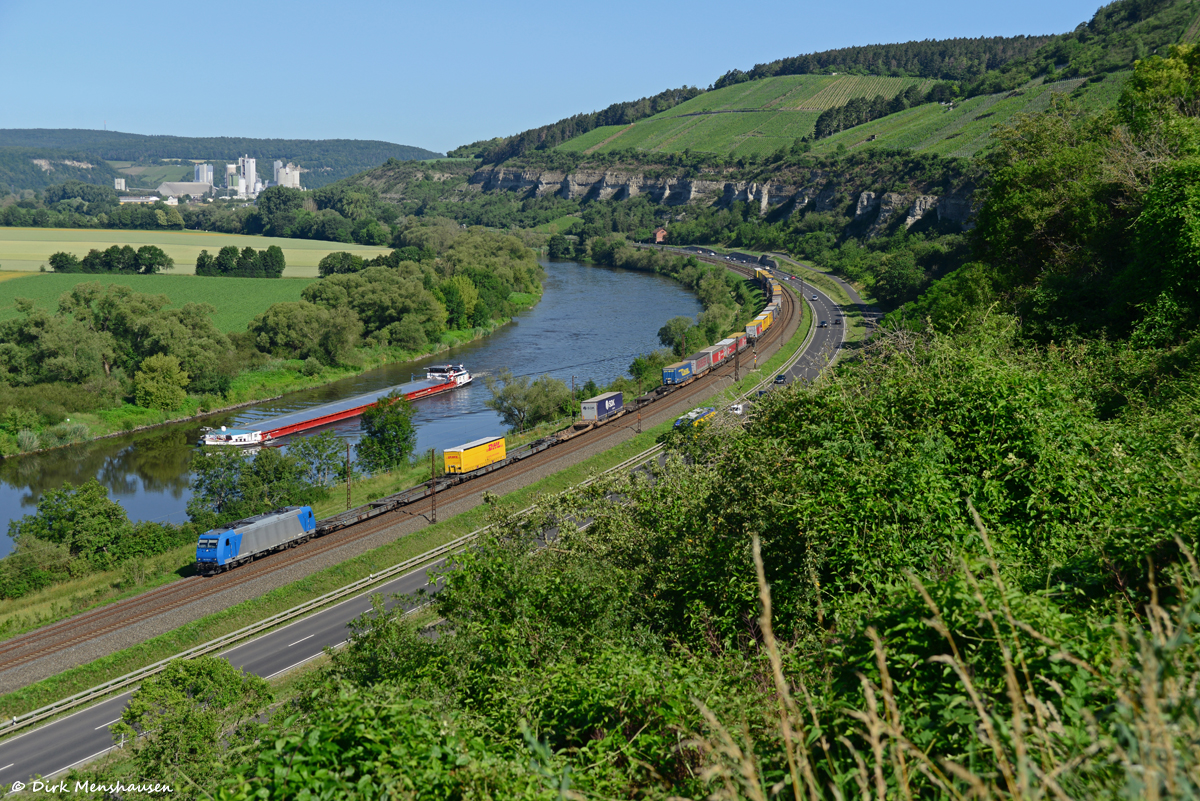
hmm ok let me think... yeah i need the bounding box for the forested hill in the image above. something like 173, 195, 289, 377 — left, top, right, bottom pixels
0, 130, 443, 188
0, 148, 123, 194
713, 34, 1057, 89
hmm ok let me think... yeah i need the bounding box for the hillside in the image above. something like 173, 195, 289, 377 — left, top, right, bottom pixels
0, 130, 443, 191
0, 148, 123, 195
557, 75, 934, 158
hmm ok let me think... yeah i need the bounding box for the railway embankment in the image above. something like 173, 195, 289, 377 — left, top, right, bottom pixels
0, 281, 806, 714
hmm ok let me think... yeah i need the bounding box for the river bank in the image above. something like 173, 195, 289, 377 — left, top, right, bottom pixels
3, 304, 535, 459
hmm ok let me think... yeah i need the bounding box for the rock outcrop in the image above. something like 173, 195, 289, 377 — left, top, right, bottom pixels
464, 166, 976, 233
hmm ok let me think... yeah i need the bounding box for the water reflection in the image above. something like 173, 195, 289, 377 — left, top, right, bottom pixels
0, 260, 702, 555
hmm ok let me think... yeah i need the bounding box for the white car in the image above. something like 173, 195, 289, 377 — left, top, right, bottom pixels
729, 403, 746, 415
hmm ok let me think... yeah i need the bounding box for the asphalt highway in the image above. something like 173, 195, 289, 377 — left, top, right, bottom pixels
0, 272, 840, 786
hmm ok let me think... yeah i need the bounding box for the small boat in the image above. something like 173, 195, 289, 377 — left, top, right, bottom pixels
199, 365, 473, 446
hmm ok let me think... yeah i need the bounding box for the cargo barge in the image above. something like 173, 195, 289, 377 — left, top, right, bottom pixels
200, 364, 472, 447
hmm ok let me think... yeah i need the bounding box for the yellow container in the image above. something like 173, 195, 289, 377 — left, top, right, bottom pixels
444, 436, 507, 474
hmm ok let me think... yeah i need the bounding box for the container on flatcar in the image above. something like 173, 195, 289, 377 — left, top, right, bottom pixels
709, 339, 737, 366
445, 436, 507, 474
725, 331, 748, 352
687, 351, 712, 375
674, 407, 716, 428
662, 361, 693, 384
195, 506, 316, 574
581, 390, 624, 421
747, 316, 765, 338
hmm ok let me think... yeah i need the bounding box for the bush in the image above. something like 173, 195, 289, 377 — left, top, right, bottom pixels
16, 429, 39, 452
301, 357, 323, 377
134, 353, 189, 411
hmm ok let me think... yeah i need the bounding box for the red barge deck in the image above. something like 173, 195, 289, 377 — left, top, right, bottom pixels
201, 365, 472, 446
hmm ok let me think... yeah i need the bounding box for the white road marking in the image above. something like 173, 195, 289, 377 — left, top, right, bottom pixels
286, 634, 314, 647
94, 718, 121, 730
0, 764, 12, 771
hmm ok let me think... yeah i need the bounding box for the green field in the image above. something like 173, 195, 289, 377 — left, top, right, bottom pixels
0, 228, 389, 277
110, 161, 193, 188
557, 75, 931, 157
532, 214, 582, 234
0, 271, 316, 331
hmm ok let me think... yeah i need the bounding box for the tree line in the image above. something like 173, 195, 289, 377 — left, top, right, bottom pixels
47, 244, 175, 275
195, 245, 286, 278
448, 85, 704, 163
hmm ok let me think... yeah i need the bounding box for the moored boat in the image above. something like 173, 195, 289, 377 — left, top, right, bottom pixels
200, 364, 473, 446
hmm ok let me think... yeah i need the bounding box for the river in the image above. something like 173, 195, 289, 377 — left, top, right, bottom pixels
0, 259, 702, 557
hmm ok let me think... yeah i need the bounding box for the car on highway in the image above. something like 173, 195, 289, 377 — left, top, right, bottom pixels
834, 318, 841, 325
812, 294, 818, 301
774, 374, 787, 385
818, 320, 828, 328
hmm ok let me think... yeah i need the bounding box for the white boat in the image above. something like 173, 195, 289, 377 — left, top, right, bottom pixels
425, 364, 473, 387
199, 426, 271, 447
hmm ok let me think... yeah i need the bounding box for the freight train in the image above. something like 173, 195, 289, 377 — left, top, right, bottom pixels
194, 268, 793, 575
195, 506, 317, 575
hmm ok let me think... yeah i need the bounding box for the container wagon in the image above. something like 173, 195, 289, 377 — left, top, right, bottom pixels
445, 436, 506, 474
581, 390, 624, 421
195, 506, 317, 575
726, 332, 748, 352
746, 318, 764, 339
685, 351, 712, 376
708, 339, 737, 367
663, 361, 694, 385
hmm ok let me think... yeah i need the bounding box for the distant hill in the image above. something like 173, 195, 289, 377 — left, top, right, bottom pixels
0, 148, 123, 195
0, 130, 443, 190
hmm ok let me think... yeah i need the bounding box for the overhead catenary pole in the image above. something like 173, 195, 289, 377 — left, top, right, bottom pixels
431, 450, 437, 524
346, 442, 352, 510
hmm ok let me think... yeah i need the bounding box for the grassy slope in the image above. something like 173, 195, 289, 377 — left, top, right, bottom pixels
558, 75, 931, 158
0, 272, 316, 332
0, 227, 389, 277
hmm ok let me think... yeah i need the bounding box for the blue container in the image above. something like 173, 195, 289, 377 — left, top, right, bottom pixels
582, 391, 624, 420
662, 361, 694, 385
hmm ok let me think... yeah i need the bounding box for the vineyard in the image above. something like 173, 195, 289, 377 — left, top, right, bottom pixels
790, 75, 932, 110
807, 75, 1108, 159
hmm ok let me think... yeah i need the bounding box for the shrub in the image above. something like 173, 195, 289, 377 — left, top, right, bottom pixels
134, 354, 189, 411
16, 429, 39, 452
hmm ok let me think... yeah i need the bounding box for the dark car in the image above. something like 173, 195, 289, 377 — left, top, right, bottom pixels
834, 318, 842, 325
818, 320, 828, 328
774, 374, 787, 385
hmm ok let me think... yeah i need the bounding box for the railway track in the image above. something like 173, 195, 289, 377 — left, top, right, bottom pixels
0, 269, 797, 678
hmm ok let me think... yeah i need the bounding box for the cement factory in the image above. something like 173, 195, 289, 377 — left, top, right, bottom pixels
145, 156, 304, 201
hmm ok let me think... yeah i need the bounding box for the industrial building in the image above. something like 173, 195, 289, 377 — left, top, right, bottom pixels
156, 181, 212, 198
194, 163, 214, 184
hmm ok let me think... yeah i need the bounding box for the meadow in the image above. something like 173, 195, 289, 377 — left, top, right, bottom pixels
0, 272, 315, 332
0, 228, 389, 277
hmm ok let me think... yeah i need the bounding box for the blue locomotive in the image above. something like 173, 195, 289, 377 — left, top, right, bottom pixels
195, 506, 317, 575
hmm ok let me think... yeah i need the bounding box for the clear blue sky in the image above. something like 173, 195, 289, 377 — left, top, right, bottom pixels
0, 0, 1104, 154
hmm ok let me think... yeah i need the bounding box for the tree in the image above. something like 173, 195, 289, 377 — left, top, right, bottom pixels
288, 430, 351, 488
195, 249, 215, 276
134, 353, 189, 410
48, 251, 81, 272
261, 245, 286, 278
236, 246, 261, 277
548, 233, 571, 260
113, 655, 271, 780
214, 245, 238, 276
318, 251, 365, 276
658, 315, 694, 357
8, 479, 132, 566
135, 244, 173, 274
187, 447, 320, 526
485, 369, 571, 431
356, 390, 418, 473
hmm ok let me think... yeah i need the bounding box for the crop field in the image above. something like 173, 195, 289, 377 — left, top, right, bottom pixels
0, 228, 389, 277
809, 76, 1109, 159
109, 162, 194, 187
0, 272, 315, 332
556, 126, 626, 153
533, 214, 581, 234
